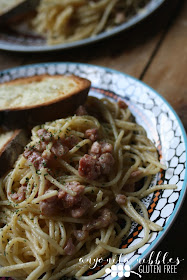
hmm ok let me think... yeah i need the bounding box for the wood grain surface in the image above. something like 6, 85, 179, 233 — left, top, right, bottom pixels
0, 0, 186, 279
143, 0, 187, 130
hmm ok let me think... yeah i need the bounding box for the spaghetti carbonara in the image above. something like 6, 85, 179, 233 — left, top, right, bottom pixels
32, 0, 150, 45
0, 96, 176, 280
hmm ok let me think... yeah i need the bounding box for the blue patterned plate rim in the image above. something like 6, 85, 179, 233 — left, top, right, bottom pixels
0, 62, 186, 280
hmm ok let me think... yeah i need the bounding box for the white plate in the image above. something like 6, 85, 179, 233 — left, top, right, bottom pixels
0, 0, 165, 52
0, 62, 186, 280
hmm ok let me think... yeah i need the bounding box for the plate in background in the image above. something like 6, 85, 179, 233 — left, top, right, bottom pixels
0, 0, 165, 52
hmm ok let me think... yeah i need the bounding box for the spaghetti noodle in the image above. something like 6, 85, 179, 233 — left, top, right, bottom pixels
31, 0, 150, 45
0, 96, 176, 280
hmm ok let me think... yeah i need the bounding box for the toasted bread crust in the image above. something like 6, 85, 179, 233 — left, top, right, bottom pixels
0, 74, 91, 111
0, 129, 29, 176
0, 74, 91, 129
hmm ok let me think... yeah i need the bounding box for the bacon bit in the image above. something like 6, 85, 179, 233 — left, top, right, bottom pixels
100, 142, 113, 154
51, 140, 69, 158
40, 181, 91, 218
79, 141, 115, 180
115, 194, 126, 205
59, 182, 85, 197
34, 141, 47, 153
98, 153, 115, 175
63, 135, 79, 149
64, 238, 76, 255
24, 148, 46, 170
83, 208, 117, 231
11, 186, 27, 202
37, 128, 78, 153
90, 141, 101, 154
90, 141, 113, 155
39, 195, 59, 216
71, 196, 92, 218
73, 229, 89, 241
24, 134, 78, 169
76, 105, 88, 116
58, 182, 85, 208
78, 154, 101, 180
118, 99, 128, 109
130, 170, 142, 178
37, 129, 52, 142
115, 12, 125, 24
85, 128, 99, 142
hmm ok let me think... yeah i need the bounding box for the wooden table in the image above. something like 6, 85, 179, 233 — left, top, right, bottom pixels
0, 0, 186, 279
